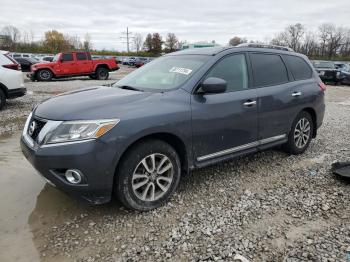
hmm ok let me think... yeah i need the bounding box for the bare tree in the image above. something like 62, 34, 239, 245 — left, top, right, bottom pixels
83, 33, 92, 51
270, 32, 287, 46
164, 33, 179, 52
133, 33, 143, 53
1, 25, 21, 49
301, 31, 319, 57
318, 23, 346, 58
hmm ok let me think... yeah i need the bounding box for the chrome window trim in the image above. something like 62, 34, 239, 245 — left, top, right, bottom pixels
197, 134, 286, 161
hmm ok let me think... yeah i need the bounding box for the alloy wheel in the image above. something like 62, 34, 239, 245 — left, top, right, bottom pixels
294, 117, 311, 149
132, 153, 174, 202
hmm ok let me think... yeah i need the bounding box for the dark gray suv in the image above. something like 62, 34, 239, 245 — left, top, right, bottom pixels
21, 45, 325, 211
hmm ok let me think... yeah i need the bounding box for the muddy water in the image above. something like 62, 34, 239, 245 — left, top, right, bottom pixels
0, 132, 84, 261
0, 132, 42, 261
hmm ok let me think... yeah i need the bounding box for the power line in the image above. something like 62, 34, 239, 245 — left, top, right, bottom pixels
120, 27, 134, 52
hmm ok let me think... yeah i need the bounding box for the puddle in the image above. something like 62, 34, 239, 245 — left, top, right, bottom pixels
0, 132, 107, 261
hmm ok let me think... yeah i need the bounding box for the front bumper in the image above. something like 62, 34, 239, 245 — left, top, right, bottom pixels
20, 130, 117, 204
7, 87, 26, 99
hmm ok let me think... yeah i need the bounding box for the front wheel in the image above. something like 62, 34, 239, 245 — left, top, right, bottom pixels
95, 67, 109, 80
116, 140, 181, 211
36, 69, 53, 81
283, 111, 313, 155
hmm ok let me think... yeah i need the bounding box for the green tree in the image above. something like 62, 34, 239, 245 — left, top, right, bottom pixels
143, 33, 153, 52
151, 33, 163, 55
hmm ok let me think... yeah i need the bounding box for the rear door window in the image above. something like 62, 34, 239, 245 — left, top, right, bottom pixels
283, 55, 313, 80
76, 52, 87, 61
250, 53, 289, 87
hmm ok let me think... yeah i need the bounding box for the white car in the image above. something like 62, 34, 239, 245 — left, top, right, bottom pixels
0, 50, 26, 109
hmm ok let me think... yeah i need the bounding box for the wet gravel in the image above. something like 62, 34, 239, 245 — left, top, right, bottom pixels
0, 73, 350, 261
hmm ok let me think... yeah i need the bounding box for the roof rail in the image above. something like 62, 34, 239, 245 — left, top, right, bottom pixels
236, 43, 294, 52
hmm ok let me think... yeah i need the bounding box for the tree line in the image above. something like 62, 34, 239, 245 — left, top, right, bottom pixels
2, 23, 350, 60
229, 23, 350, 60
0, 25, 180, 56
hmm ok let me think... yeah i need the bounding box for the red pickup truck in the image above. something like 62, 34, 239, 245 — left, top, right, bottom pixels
28, 51, 119, 81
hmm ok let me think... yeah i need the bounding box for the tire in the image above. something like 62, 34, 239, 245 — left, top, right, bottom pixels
0, 89, 6, 110
36, 69, 53, 81
95, 67, 109, 80
116, 139, 181, 211
283, 111, 314, 155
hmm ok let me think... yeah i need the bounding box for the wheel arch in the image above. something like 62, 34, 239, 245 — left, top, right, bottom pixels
300, 107, 317, 138
0, 82, 9, 98
94, 64, 109, 72
114, 132, 189, 183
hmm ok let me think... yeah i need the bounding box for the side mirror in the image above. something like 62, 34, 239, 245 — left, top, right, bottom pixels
59, 58, 64, 63
199, 77, 227, 94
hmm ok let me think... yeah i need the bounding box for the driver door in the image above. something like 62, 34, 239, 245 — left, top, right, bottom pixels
191, 53, 258, 163
59, 53, 79, 75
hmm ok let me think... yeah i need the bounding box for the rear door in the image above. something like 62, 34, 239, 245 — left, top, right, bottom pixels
191, 53, 258, 163
59, 53, 79, 75
76, 52, 93, 74
249, 52, 313, 145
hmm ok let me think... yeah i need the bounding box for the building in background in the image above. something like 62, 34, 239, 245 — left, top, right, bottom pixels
181, 41, 220, 50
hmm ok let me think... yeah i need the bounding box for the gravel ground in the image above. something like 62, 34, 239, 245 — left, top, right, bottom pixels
0, 73, 350, 261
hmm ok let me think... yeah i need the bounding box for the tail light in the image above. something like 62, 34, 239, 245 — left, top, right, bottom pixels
3, 54, 21, 71
2, 63, 21, 70
318, 82, 326, 91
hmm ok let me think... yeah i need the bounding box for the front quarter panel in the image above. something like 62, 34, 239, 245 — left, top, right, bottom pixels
99, 88, 193, 174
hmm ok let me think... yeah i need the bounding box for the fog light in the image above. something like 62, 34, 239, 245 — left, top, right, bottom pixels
65, 169, 82, 184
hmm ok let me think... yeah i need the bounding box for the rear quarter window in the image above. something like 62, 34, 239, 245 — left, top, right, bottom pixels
250, 53, 289, 87
283, 55, 313, 80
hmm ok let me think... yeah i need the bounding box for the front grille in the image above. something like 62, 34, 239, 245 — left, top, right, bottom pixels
28, 118, 47, 141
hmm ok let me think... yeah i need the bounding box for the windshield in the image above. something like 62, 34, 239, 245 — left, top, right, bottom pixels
113, 55, 209, 91
52, 54, 60, 62
313, 61, 334, 69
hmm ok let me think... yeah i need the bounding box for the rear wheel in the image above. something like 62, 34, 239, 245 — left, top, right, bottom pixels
283, 111, 313, 155
0, 89, 6, 110
116, 140, 181, 211
36, 69, 53, 81
96, 67, 109, 80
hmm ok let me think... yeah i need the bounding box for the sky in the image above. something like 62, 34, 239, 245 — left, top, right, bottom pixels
0, 0, 349, 51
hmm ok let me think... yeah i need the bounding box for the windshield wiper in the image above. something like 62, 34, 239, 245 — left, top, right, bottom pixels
117, 85, 143, 92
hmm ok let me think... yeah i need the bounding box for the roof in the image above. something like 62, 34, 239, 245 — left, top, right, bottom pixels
169, 47, 228, 56
169, 45, 297, 57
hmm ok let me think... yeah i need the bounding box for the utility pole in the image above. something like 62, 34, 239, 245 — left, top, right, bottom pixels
120, 27, 134, 53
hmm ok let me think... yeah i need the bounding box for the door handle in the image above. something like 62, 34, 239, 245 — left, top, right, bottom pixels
292, 91, 302, 97
243, 100, 257, 106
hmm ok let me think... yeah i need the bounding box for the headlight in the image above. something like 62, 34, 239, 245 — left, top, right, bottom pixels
44, 119, 119, 144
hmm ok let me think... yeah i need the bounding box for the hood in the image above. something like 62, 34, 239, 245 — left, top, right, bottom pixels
33, 61, 58, 68
34, 86, 154, 120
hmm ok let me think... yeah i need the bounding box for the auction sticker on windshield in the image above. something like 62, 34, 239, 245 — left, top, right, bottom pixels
169, 67, 193, 75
